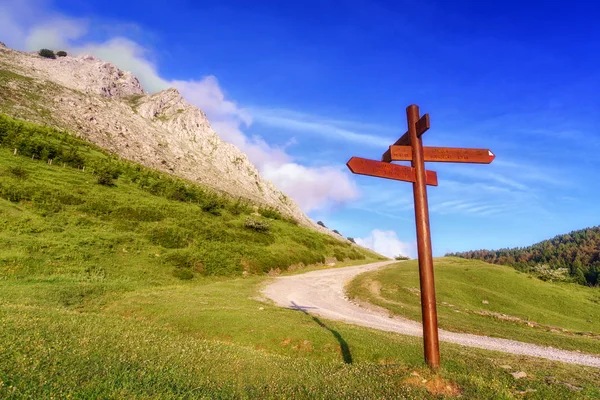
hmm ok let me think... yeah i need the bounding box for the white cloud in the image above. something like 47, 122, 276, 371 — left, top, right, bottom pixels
251, 107, 394, 147
75, 38, 169, 93
25, 16, 88, 51
355, 230, 416, 259
262, 163, 358, 212
0, 0, 359, 212
173, 77, 252, 125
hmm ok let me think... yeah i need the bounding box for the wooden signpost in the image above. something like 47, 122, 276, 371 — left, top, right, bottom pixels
346, 104, 495, 369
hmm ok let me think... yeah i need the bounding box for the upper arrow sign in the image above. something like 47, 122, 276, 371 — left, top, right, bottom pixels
390, 146, 495, 164
381, 113, 430, 162
347, 156, 438, 186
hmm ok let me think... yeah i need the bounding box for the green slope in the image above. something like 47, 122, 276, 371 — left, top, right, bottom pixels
348, 257, 600, 354
2, 114, 600, 398
0, 113, 380, 286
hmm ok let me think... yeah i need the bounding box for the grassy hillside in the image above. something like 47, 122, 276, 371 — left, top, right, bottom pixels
2, 115, 600, 398
446, 227, 600, 286
348, 257, 600, 354
0, 113, 380, 283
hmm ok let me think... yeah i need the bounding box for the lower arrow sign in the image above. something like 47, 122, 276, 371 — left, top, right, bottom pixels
346, 157, 438, 186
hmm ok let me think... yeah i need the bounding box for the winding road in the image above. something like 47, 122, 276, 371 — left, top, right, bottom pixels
262, 260, 600, 368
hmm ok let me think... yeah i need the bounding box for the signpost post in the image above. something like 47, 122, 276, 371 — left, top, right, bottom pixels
346, 104, 495, 369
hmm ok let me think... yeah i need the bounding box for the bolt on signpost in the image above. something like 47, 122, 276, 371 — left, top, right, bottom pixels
347, 104, 495, 369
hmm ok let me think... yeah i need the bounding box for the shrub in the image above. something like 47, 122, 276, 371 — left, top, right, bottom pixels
165, 251, 195, 269
38, 49, 56, 59
394, 255, 410, 260
0, 181, 35, 202
532, 264, 570, 282
244, 217, 270, 233
172, 268, 194, 280
92, 159, 122, 186
228, 197, 252, 216
148, 226, 192, 249
347, 237, 356, 244
200, 194, 224, 215
317, 221, 326, 228
333, 229, 341, 235
7, 165, 28, 179
56, 50, 67, 57
258, 207, 282, 220
114, 206, 164, 222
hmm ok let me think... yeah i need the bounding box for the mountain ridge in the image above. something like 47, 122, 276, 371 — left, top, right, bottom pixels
0, 44, 337, 237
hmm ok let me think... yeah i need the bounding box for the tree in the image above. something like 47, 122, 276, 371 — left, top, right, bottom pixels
347, 237, 356, 244
39, 49, 56, 59
56, 50, 67, 57
317, 221, 326, 228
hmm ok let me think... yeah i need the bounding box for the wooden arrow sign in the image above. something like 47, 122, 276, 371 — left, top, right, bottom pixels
346, 156, 438, 186
381, 114, 430, 162
390, 146, 495, 164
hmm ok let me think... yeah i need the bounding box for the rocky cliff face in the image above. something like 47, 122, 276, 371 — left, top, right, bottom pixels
0, 45, 335, 235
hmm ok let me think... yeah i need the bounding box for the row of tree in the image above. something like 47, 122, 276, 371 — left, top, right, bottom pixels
446, 226, 600, 286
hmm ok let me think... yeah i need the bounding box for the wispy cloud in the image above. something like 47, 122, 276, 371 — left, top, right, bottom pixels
250, 107, 395, 147
0, 0, 359, 213
355, 229, 416, 259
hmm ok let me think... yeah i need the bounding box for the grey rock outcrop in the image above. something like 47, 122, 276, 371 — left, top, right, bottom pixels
0, 45, 339, 236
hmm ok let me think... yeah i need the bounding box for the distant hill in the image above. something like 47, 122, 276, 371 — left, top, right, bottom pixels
446, 227, 600, 286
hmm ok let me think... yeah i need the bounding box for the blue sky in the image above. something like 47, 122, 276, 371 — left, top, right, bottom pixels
2, 0, 599, 257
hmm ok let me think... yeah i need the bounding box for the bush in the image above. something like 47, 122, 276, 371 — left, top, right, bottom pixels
347, 237, 356, 244
7, 165, 28, 179
258, 207, 282, 220
148, 227, 192, 249
56, 50, 67, 57
114, 206, 164, 222
92, 159, 122, 186
317, 221, 326, 228
244, 217, 270, 233
38, 49, 56, 59
200, 194, 224, 215
333, 229, 341, 235
532, 264, 570, 282
227, 197, 252, 216
394, 255, 410, 260
165, 251, 196, 269
0, 181, 35, 202
172, 268, 194, 280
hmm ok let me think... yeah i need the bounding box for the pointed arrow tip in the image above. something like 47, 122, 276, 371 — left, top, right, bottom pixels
346, 157, 356, 172
488, 150, 495, 163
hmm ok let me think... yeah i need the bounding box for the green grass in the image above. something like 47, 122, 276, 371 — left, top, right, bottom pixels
2, 275, 600, 399
347, 257, 600, 354
1, 114, 599, 397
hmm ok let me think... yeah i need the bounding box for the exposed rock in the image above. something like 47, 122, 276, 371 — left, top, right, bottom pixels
510, 371, 527, 379
0, 44, 343, 237
562, 382, 582, 391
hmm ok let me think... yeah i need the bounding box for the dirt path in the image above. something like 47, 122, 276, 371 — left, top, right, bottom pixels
262, 261, 600, 368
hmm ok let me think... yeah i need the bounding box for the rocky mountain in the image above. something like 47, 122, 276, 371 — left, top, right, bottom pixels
0, 44, 336, 235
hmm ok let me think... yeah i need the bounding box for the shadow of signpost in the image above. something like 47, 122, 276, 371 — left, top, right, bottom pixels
290, 301, 353, 364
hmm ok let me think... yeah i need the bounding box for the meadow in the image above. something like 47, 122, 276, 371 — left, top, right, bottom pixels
1, 115, 600, 398
347, 257, 600, 355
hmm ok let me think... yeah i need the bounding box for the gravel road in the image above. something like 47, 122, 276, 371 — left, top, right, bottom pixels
262, 261, 600, 368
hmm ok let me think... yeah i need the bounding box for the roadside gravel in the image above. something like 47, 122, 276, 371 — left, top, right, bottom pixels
262, 261, 600, 368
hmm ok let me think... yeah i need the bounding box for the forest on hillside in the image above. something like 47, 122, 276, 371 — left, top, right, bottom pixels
446, 226, 600, 286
